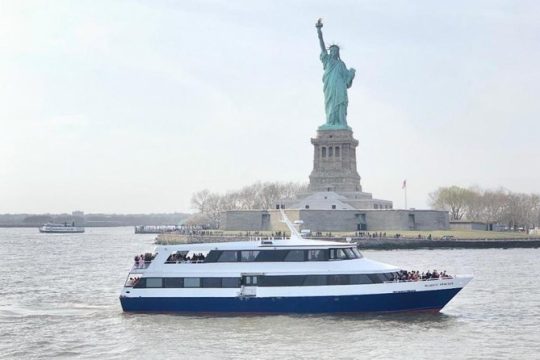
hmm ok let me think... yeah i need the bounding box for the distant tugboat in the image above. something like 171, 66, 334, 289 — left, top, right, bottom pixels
39, 222, 85, 233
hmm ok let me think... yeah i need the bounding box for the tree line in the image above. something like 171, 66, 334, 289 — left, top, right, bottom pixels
429, 186, 540, 230
189, 181, 308, 228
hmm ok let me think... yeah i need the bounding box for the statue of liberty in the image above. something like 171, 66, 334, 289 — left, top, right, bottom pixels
316, 19, 356, 130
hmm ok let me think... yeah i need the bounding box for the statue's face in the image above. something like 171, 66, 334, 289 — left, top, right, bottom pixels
329, 46, 340, 58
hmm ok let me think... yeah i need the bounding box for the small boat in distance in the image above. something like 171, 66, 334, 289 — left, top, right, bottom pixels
120, 210, 472, 314
39, 222, 85, 233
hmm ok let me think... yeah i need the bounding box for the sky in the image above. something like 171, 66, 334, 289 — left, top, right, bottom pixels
1, 0, 539, 214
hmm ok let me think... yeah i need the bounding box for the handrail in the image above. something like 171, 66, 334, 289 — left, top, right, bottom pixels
279, 208, 302, 240
385, 276, 454, 283
164, 260, 205, 264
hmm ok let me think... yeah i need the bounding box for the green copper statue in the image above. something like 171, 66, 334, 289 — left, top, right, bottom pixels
316, 19, 356, 130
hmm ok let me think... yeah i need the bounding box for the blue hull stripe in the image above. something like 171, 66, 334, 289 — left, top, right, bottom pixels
120, 288, 462, 313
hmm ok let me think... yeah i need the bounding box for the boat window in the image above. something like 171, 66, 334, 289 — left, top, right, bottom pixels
328, 275, 349, 285
163, 278, 184, 288
330, 248, 348, 260
336, 249, 347, 260
217, 251, 238, 262
259, 275, 306, 287
254, 250, 289, 262
307, 249, 327, 261
133, 278, 146, 288
351, 248, 363, 259
222, 278, 241, 288
243, 276, 258, 286
303, 275, 328, 286
145, 278, 163, 288
184, 278, 201, 288
367, 274, 383, 284
349, 274, 372, 284
284, 250, 305, 262
202, 277, 222, 288
240, 251, 260, 262
344, 248, 356, 259
205, 250, 222, 262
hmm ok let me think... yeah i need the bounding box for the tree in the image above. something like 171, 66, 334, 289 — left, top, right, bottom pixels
190, 189, 211, 213
189, 181, 308, 228
428, 186, 476, 220
429, 185, 540, 230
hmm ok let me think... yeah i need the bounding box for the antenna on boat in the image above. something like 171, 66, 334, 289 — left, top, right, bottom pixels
279, 208, 302, 240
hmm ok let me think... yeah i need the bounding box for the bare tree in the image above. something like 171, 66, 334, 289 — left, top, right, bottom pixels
429, 186, 540, 231
189, 181, 308, 227
190, 189, 211, 213
429, 186, 476, 220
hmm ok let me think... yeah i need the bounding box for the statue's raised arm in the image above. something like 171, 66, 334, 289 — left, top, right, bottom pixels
316, 18, 326, 54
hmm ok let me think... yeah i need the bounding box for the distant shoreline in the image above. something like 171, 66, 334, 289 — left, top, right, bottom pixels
355, 238, 540, 250
0, 224, 132, 228
154, 234, 540, 249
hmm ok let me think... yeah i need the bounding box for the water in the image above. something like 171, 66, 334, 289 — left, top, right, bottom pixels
1, 227, 539, 359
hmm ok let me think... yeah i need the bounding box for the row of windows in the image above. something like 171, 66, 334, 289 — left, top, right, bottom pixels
130, 273, 398, 288
258, 273, 398, 286
133, 277, 240, 289
200, 248, 362, 263
321, 146, 340, 158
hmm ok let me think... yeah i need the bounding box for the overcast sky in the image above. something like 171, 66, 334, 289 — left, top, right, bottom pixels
1, 0, 539, 214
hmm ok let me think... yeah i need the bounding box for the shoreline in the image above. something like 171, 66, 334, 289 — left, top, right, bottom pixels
155, 234, 540, 249
354, 238, 540, 250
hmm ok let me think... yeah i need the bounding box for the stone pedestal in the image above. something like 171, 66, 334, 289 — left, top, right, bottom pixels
308, 129, 362, 192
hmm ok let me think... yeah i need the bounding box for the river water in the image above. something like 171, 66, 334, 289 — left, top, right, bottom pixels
0, 227, 539, 359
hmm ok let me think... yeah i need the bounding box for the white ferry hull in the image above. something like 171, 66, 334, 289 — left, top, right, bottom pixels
120, 277, 471, 314
120, 288, 461, 314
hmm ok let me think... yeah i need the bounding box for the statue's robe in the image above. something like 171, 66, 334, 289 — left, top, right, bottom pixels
320, 50, 355, 127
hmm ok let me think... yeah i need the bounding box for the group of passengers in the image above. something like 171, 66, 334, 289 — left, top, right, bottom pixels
165, 252, 206, 263
127, 276, 141, 286
394, 269, 451, 282
133, 253, 155, 268
133, 254, 146, 268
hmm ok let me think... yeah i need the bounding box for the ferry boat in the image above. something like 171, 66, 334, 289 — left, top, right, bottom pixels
119, 211, 472, 314
39, 223, 85, 233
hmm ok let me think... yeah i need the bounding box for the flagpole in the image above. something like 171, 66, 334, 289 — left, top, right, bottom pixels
402, 180, 407, 209
404, 185, 407, 209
